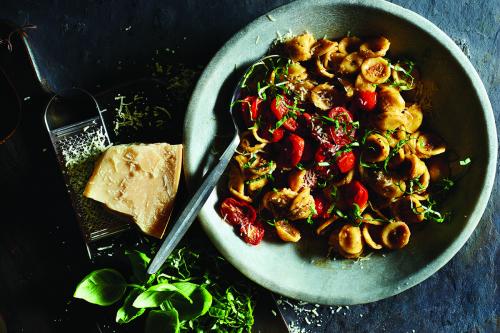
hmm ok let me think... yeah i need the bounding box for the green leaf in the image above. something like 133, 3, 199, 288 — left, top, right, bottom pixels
171, 282, 198, 299
133, 282, 192, 308
74, 268, 127, 306
171, 286, 213, 321
125, 250, 151, 283
145, 309, 180, 333
116, 288, 146, 324
459, 157, 471, 166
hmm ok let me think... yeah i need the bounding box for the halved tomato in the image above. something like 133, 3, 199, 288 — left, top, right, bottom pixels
275, 220, 301, 242
341, 180, 369, 209
328, 107, 356, 147
353, 90, 377, 112
240, 220, 265, 245
279, 133, 305, 167
240, 96, 263, 126
220, 197, 257, 226
271, 96, 298, 131
336, 151, 356, 173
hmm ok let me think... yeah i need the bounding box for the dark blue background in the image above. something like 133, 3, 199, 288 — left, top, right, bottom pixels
0, 1, 498, 332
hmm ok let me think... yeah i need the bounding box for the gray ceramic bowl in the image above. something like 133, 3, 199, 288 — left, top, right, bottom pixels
184, 0, 497, 304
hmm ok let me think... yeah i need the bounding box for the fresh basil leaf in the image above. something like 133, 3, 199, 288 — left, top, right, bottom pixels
133, 283, 192, 308
125, 250, 151, 283
171, 282, 198, 300
74, 269, 127, 306
145, 309, 180, 333
116, 288, 146, 324
171, 286, 213, 321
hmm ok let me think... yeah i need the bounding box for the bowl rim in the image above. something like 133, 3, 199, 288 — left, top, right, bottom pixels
183, 0, 498, 304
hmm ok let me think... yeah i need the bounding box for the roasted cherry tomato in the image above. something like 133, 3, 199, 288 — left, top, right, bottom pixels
260, 123, 285, 142
220, 197, 257, 226
313, 194, 331, 219
240, 96, 262, 126
301, 140, 314, 162
328, 107, 356, 147
271, 96, 298, 131
279, 133, 305, 167
341, 180, 369, 209
336, 151, 356, 173
353, 90, 377, 112
240, 220, 265, 245
314, 143, 335, 163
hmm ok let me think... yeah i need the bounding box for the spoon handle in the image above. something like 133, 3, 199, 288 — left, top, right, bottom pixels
147, 134, 240, 274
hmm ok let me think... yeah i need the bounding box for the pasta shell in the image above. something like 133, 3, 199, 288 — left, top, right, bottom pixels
311, 83, 338, 110
315, 56, 335, 78
284, 33, 316, 62
228, 164, 252, 203
288, 169, 307, 192
363, 133, 390, 163
387, 147, 405, 170
246, 175, 269, 192
339, 52, 364, 75
275, 220, 301, 242
337, 77, 355, 97
251, 127, 270, 144
289, 187, 315, 221
367, 170, 406, 199
377, 86, 405, 113
372, 111, 407, 131
249, 157, 276, 176
414, 167, 430, 193
362, 224, 383, 250
386, 126, 408, 147
415, 132, 446, 159
338, 36, 362, 54
355, 74, 376, 92
327, 52, 346, 71
402, 104, 423, 133
312, 39, 338, 57
288, 79, 316, 101
234, 154, 258, 172
361, 57, 391, 84
240, 131, 266, 153
262, 188, 297, 217
287, 62, 308, 82
361, 213, 384, 226
316, 216, 339, 235
337, 224, 364, 257
400, 154, 427, 179
359, 36, 391, 58
381, 221, 411, 249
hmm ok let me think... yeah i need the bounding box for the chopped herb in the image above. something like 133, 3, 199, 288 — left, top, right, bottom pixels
295, 163, 305, 170
242, 155, 257, 169
459, 157, 471, 166
306, 205, 317, 224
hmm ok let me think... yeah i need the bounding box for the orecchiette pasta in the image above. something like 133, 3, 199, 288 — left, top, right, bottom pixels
219, 31, 458, 259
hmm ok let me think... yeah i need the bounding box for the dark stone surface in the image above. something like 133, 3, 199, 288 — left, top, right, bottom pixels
0, 0, 497, 332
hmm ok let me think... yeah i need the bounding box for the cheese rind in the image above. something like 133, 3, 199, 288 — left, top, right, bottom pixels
83, 143, 183, 239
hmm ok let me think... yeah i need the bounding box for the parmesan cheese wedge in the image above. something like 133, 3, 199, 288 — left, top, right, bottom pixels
83, 143, 183, 239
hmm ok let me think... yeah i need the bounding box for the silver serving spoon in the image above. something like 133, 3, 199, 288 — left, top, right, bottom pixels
147, 55, 281, 274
